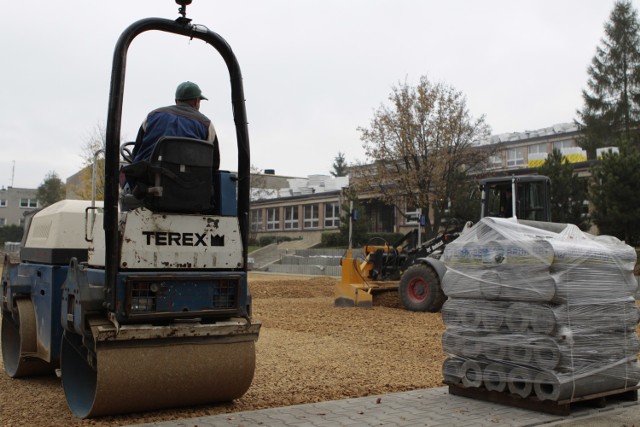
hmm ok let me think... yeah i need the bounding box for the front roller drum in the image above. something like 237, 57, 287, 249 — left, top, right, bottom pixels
61, 332, 257, 418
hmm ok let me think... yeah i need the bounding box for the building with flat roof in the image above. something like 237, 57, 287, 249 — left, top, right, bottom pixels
248, 123, 604, 243
0, 187, 39, 227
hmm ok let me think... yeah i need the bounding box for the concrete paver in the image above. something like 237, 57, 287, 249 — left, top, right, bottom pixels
128, 386, 640, 427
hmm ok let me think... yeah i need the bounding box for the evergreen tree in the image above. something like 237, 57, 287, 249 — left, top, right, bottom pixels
330, 152, 348, 177
537, 149, 589, 229
589, 141, 640, 245
576, 0, 640, 159
36, 171, 66, 207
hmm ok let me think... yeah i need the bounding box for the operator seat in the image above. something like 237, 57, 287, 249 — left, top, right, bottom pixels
120, 136, 215, 213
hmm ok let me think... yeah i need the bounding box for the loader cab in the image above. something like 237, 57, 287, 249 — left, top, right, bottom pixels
479, 175, 551, 222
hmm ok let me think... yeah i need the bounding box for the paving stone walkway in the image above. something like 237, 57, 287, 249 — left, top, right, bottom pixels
128, 386, 640, 427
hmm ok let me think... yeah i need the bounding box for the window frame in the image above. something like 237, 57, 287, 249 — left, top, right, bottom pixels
303, 204, 320, 229
528, 143, 547, 156
553, 140, 574, 151
250, 209, 263, 232
266, 207, 280, 230
507, 148, 524, 167
284, 206, 299, 230
19, 198, 38, 209
324, 202, 340, 228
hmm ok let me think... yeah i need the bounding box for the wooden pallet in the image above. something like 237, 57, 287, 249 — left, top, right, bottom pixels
447, 383, 639, 416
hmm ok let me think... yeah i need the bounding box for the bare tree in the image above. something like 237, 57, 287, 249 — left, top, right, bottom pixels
68, 123, 107, 200
250, 165, 277, 201
353, 76, 491, 236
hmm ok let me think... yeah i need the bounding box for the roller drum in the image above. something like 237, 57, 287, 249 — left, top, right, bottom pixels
1, 299, 53, 377
61, 331, 257, 418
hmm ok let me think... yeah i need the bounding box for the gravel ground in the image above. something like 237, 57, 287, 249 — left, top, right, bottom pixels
0, 273, 447, 426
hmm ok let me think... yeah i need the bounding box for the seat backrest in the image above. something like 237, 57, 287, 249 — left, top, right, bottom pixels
146, 136, 215, 213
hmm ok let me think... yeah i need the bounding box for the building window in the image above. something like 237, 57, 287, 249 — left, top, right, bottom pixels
266, 207, 280, 230
0, 218, 5, 226
553, 140, 574, 151
250, 209, 263, 231
20, 198, 38, 208
488, 155, 502, 169
284, 206, 299, 230
324, 202, 340, 228
0, 199, 6, 207
404, 203, 420, 225
303, 204, 319, 229
507, 148, 524, 167
528, 143, 547, 156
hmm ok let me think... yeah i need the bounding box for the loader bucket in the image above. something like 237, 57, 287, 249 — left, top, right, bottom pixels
334, 249, 373, 308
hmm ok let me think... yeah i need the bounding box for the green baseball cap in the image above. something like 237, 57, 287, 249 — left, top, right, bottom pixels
175, 81, 208, 101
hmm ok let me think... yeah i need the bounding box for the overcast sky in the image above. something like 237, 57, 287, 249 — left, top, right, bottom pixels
0, 1, 631, 188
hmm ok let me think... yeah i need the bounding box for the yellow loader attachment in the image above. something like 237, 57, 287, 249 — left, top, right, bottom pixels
334, 246, 400, 308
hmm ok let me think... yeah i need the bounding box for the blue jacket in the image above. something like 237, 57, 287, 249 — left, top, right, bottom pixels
132, 104, 219, 168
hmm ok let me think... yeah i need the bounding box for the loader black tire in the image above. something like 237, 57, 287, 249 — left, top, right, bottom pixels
399, 264, 446, 312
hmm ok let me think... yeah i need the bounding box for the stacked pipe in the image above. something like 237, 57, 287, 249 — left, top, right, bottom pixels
441, 217, 640, 402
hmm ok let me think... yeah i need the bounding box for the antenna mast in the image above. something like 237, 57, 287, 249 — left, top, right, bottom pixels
10, 160, 15, 187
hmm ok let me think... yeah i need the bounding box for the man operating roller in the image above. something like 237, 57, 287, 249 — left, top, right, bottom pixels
131, 81, 220, 169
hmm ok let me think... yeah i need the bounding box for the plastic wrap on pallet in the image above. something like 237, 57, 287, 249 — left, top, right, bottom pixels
442, 299, 509, 330
507, 366, 538, 398
445, 330, 639, 371
442, 269, 557, 302
442, 357, 465, 385
441, 217, 640, 402
442, 298, 639, 333
442, 240, 554, 271
533, 360, 640, 401
461, 359, 486, 388
551, 299, 640, 333
483, 362, 510, 392
552, 269, 638, 303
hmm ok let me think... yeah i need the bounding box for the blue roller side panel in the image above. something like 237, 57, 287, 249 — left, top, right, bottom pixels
113, 270, 248, 323
214, 171, 237, 217
4, 263, 66, 365
32, 266, 66, 365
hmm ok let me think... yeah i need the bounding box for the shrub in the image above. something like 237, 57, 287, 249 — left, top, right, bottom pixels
320, 231, 346, 247
257, 235, 292, 246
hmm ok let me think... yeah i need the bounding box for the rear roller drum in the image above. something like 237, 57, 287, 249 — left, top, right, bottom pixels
399, 264, 446, 312
61, 331, 257, 418
1, 299, 53, 377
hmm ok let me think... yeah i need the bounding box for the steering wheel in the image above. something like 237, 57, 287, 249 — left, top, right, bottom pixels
120, 142, 135, 164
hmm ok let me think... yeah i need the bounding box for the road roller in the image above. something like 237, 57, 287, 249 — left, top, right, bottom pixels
1, 1, 260, 418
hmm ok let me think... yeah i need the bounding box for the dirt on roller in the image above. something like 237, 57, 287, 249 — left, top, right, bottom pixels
0, 273, 447, 426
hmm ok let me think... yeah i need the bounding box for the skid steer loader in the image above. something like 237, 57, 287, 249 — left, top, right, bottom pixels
335, 175, 551, 312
